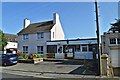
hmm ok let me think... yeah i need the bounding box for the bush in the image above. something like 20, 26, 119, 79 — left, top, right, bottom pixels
16, 52, 22, 56
23, 53, 28, 60
29, 54, 41, 59
36, 54, 42, 58
29, 54, 33, 59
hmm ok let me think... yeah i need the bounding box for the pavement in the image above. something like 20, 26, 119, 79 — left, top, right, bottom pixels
0, 59, 120, 79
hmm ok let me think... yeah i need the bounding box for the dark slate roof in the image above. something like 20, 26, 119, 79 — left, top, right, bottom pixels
4, 33, 17, 42
18, 20, 54, 35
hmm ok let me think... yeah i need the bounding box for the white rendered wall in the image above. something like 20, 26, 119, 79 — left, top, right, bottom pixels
17, 32, 51, 54
51, 13, 65, 40
5, 42, 17, 49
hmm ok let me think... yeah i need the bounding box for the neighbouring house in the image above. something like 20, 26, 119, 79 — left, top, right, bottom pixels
17, 13, 65, 56
101, 31, 120, 75
4, 33, 17, 54
47, 38, 98, 59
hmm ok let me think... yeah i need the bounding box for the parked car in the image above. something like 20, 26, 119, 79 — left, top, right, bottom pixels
0, 53, 18, 66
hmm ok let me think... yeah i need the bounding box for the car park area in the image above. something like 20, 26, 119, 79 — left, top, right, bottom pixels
1, 59, 99, 78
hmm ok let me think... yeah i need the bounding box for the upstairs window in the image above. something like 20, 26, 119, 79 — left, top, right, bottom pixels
37, 32, 44, 39
53, 32, 54, 38
37, 46, 43, 54
23, 34, 29, 40
110, 38, 116, 44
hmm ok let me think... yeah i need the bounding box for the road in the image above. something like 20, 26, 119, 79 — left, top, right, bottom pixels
1, 60, 119, 80
1, 73, 119, 80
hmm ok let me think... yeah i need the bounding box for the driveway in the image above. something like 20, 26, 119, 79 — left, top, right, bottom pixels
1, 59, 100, 78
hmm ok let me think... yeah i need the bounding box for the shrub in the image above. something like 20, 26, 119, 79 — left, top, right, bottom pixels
28, 54, 41, 59
37, 54, 40, 58
23, 53, 28, 60
16, 52, 22, 56
29, 54, 33, 59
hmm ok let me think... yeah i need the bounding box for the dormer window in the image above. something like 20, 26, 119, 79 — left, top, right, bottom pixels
37, 32, 44, 39
23, 34, 29, 40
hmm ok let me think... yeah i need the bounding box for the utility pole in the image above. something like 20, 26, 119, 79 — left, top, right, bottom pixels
95, 0, 101, 76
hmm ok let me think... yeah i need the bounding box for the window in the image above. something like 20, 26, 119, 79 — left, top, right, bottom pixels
88, 45, 93, 52
117, 38, 120, 44
58, 47, 62, 53
82, 46, 87, 52
37, 32, 44, 39
23, 34, 29, 40
23, 46, 28, 53
47, 45, 57, 53
75, 45, 80, 52
88, 45, 97, 52
37, 46, 43, 54
110, 38, 116, 44
53, 32, 54, 38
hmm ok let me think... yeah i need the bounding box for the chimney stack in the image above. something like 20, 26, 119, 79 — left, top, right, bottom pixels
53, 13, 59, 24
24, 18, 30, 28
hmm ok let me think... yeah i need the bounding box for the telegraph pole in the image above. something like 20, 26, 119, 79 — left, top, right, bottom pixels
95, 0, 101, 76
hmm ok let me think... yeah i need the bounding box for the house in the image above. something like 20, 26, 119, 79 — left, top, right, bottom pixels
17, 13, 65, 56
101, 31, 120, 67
46, 38, 98, 59
4, 33, 17, 54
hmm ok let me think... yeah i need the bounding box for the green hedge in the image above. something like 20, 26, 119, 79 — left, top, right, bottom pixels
29, 54, 41, 59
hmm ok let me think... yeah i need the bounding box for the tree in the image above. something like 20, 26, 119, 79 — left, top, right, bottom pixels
108, 19, 120, 33
0, 30, 8, 51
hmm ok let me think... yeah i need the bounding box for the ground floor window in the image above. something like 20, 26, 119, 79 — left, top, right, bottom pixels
47, 45, 57, 53
117, 38, 120, 44
23, 46, 28, 53
81, 45, 87, 52
58, 46, 62, 53
88, 44, 97, 52
37, 46, 44, 54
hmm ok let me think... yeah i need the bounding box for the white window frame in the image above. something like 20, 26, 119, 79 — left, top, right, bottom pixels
109, 38, 116, 44
81, 45, 88, 52
37, 32, 44, 39
37, 46, 44, 54
23, 34, 29, 40
23, 46, 28, 53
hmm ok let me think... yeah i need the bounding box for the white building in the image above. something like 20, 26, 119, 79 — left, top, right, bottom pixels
17, 13, 65, 56
4, 42, 17, 54
47, 38, 98, 59
4, 33, 17, 54
101, 31, 120, 68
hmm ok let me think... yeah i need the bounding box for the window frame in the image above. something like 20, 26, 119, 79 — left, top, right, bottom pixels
37, 46, 44, 54
81, 45, 88, 52
23, 46, 28, 53
37, 32, 44, 39
109, 38, 116, 44
117, 38, 120, 44
23, 34, 29, 40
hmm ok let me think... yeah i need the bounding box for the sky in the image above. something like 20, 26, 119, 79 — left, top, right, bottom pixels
2, 2, 118, 39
